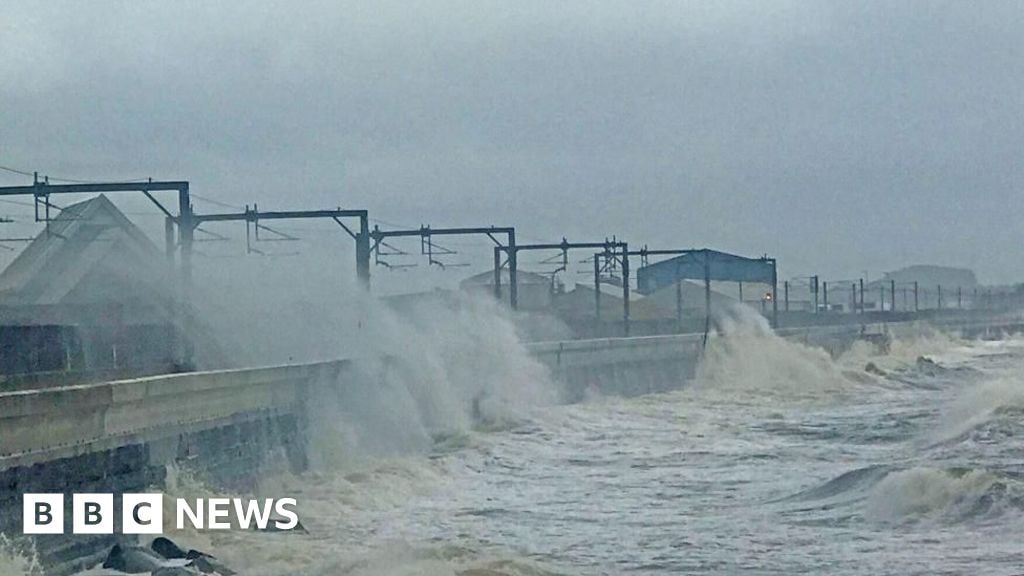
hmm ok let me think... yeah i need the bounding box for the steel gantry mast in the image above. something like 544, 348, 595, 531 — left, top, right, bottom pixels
0, 175, 374, 366
497, 238, 629, 332
369, 224, 517, 306
0, 175, 198, 363
0, 175, 374, 288
0, 175, 194, 277
189, 204, 371, 288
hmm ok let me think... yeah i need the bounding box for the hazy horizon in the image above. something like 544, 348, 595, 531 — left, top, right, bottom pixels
2, 1, 1022, 286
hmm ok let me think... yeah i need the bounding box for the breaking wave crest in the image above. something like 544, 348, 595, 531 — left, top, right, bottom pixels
305, 292, 556, 466
785, 464, 1024, 526
782, 465, 891, 504
693, 305, 981, 403
864, 467, 1024, 524
885, 328, 966, 365
149, 292, 565, 576
694, 306, 875, 399
931, 375, 1024, 446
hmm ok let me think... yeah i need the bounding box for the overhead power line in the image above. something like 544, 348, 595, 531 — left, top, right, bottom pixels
1, 163, 244, 213
191, 194, 243, 210
0, 165, 35, 177
0, 163, 150, 184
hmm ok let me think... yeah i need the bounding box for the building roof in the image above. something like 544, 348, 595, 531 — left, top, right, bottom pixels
636, 249, 775, 295
580, 281, 647, 301
555, 283, 665, 320
460, 268, 551, 287
0, 194, 167, 306
0, 194, 229, 368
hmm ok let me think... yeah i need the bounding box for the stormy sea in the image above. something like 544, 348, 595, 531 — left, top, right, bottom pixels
14, 308, 1024, 576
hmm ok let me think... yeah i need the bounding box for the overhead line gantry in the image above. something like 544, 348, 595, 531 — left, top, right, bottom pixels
496, 238, 629, 332
0, 176, 373, 365
0, 176, 373, 290
370, 224, 518, 307
191, 204, 371, 287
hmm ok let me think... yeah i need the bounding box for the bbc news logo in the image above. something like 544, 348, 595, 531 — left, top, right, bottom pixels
23, 494, 299, 534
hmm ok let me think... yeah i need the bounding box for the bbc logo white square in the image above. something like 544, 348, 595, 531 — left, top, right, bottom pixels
73, 494, 113, 534
23, 493, 165, 534
123, 494, 163, 534
23, 494, 63, 534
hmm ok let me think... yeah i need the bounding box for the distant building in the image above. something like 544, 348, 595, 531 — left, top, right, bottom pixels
881, 265, 977, 288
865, 265, 979, 310
459, 268, 553, 311
554, 282, 664, 321
380, 287, 457, 313
643, 280, 741, 317
0, 195, 219, 381
636, 249, 776, 296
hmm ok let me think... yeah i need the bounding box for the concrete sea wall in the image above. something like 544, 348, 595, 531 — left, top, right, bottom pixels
528, 322, 875, 400
528, 315, 1024, 400
0, 361, 345, 574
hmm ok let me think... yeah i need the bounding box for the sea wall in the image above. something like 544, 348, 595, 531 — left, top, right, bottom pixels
528, 314, 1024, 400
0, 361, 345, 575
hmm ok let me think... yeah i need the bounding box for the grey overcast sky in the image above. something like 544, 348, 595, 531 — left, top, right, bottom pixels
1, 1, 1022, 283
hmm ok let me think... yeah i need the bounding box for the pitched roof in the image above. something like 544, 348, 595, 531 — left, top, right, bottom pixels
460, 268, 550, 287
636, 249, 775, 294
0, 195, 167, 306
554, 283, 665, 320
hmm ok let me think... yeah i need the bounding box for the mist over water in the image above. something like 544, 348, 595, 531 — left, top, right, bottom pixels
695, 306, 859, 399
10, 288, 1024, 575
174, 279, 565, 575
304, 291, 558, 465
181, 302, 1024, 575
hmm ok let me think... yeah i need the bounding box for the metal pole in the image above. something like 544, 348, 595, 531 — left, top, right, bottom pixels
784, 280, 789, 312
593, 256, 601, 325
164, 216, 176, 271
165, 216, 178, 363
937, 285, 942, 310
822, 281, 828, 311
622, 242, 630, 336
492, 246, 502, 300
914, 281, 919, 312
703, 251, 711, 338
177, 184, 194, 367
508, 232, 518, 310
738, 281, 743, 303
859, 278, 865, 314
851, 283, 857, 314
245, 210, 252, 253
812, 275, 819, 313
771, 260, 778, 328
890, 279, 896, 312
178, 184, 193, 296
675, 260, 683, 331
356, 213, 371, 289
